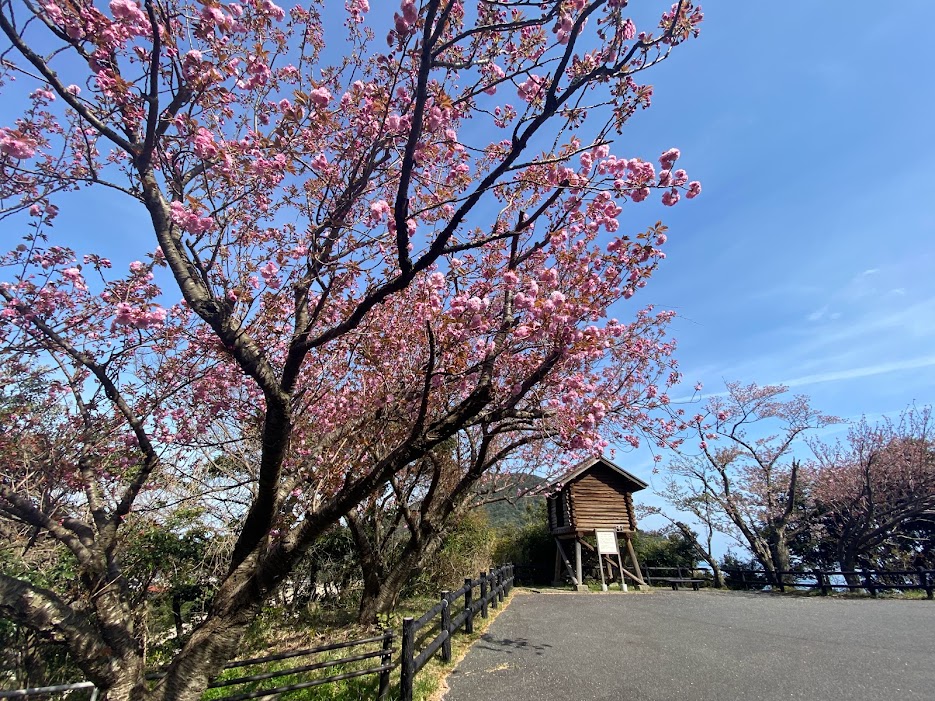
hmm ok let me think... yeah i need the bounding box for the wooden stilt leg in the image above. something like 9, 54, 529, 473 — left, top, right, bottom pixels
575, 538, 588, 591
598, 549, 608, 592
624, 533, 646, 587
555, 538, 578, 585
553, 544, 563, 585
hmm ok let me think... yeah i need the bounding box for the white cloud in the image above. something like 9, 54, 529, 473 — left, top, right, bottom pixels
776, 355, 935, 389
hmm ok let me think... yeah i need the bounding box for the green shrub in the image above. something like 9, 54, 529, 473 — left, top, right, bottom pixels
492, 502, 553, 584
631, 528, 698, 570
410, 509, 496, 593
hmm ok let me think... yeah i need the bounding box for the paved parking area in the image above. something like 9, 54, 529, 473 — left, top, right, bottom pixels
442, 589, 935, 701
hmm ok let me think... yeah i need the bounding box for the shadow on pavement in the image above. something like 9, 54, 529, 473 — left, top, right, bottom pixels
475, 634, 552, 655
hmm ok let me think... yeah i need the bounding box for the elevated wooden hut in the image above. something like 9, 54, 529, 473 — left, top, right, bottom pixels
545, 456, 647, 591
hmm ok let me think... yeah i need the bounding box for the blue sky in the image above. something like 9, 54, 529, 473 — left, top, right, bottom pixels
12, 0, 932, 431
3, 1, 932, 549
609, 1, 935, 542
617, 0, 935, 425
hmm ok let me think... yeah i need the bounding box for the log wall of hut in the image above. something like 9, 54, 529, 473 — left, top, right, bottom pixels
567, 466, 638, 532
547, 491, 573, 532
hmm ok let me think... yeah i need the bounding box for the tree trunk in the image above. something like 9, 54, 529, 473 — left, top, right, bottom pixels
148, 602, 259, 701
672, 521, 722, 588
356, 563, 390, 624
357, 565, 411, 625
710, 561, 724, 589
769, 530, 792, 584
355, 535, 446, 624
103, 660, 146, 701
744, 537, 778, 585
838, 545, 862, 588
21, 629, 48, 688
172, 594, 184, 642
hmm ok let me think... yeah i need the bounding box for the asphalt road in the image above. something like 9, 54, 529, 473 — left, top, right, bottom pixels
441, 590, 935, 701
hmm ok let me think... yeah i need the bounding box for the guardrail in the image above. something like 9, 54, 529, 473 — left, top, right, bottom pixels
399, 564, 514, 701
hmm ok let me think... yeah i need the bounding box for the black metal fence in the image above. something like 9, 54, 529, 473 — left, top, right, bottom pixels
0, 563, 516, 701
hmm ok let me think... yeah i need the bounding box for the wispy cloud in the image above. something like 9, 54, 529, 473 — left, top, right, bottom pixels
775, 355, 935, 389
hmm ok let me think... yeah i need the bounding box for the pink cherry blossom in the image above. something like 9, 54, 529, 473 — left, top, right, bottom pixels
622, 18, 636, 40
109, 0, 146, 24
309, 87, 332, 107
0, 1, 705, 695
659, 147, 680, 169
517, 75, 547, 103
169, 201, 214, 234
0, 128, 36, 159
345, 0, 369, 23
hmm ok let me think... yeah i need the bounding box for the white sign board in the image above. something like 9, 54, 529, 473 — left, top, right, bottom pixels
595, 529, 618, 555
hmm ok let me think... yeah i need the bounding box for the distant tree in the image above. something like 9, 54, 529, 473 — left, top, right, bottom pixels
631, 527, 696, 569
640, 497, 725, 587
492, 501, 553, 585
659, 382, 839, 584
810, 407, 935, 580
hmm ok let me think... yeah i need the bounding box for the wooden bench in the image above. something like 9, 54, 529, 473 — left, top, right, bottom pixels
665, 578, 702, 591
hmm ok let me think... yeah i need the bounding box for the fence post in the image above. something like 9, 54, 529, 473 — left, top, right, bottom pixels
739, 569, 747, 590
863, 570, 877, 598
777, 571, 785, 593
464, 577, 475, 634
378, 629, 393, 701
480, 571, 488, 618
489, 568, 499, 609
497, 567, 505, 603
440, 591, 452, 663
815, 570, 828, 596
918, 568, 933, 600
400, 617, 415, 701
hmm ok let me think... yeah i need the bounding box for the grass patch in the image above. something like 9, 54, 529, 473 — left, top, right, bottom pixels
193, 590, 516, 701
408, 590, 517, 701
200, 636, 390, 701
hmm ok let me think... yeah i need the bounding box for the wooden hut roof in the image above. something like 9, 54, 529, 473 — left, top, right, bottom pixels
544, 456, 648, 493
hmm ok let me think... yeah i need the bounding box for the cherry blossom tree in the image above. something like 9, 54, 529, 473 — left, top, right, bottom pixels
640, 493, 726, 587
810, 407, 935, 579
0, 0, 703, 699
346, 299, 681, 623
659, 382, 839, 584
